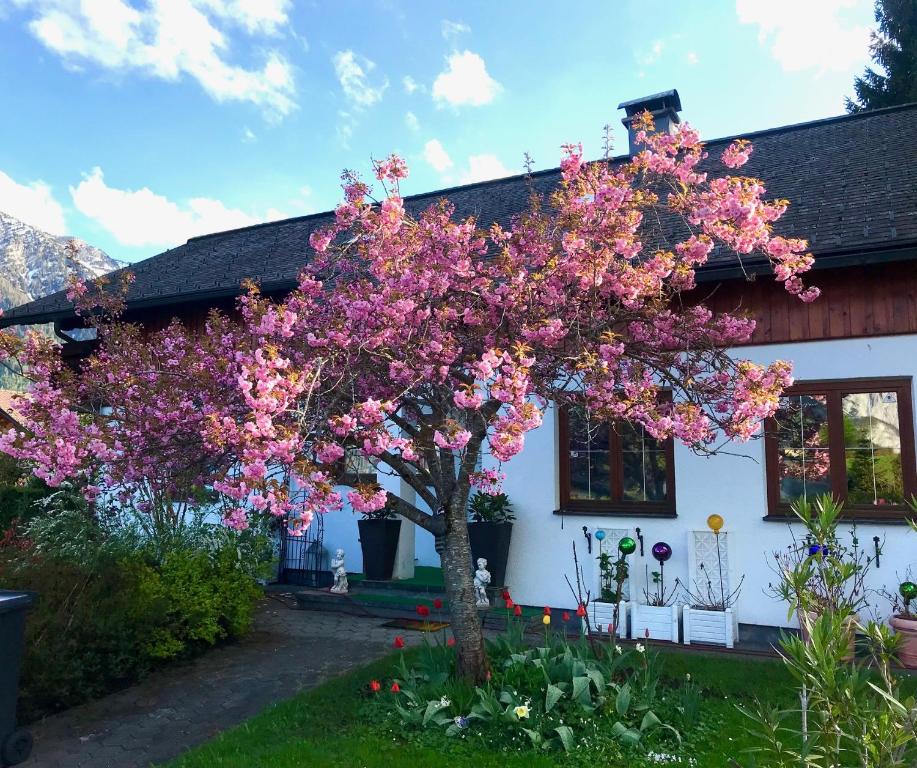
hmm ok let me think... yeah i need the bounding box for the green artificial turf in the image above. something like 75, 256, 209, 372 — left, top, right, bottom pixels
164, 644, 798, 768
349, 566, 445, 589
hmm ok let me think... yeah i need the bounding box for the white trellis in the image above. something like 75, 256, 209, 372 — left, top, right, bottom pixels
683, 528, 739, 648
594, 527, 632, 600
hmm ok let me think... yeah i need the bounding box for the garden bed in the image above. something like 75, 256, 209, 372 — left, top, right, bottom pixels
163, 642, 799, 768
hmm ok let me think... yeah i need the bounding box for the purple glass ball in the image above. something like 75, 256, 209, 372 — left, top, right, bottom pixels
651, 542, 672, 563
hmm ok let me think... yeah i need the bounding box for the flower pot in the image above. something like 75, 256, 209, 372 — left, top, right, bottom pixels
583, 599, 628, 638
683, 607, 738, 649
890, 615, 917, 668
630, 603, 680, 643
468, 521, 513, 589
357, 519, 402, 581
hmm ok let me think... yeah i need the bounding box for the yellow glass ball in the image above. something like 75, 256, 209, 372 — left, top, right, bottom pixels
542, 614, 551, 625
707, 514, 724, 533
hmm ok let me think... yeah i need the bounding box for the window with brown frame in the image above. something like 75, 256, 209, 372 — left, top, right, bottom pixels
764, 378, 917, 521
336, 446, 377, 486
558, 405, 676, 516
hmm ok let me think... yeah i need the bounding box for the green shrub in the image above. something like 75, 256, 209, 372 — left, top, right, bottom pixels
0, 497, 272, 721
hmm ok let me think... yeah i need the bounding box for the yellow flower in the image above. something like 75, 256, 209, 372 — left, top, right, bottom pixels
514, 704, 531, 719
542, 614, 551, 626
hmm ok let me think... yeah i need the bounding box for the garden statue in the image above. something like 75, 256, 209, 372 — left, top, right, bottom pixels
330, 548, 348, 594
474, 558, 491, 608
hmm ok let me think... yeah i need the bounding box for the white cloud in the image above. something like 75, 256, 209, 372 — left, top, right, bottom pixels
458, 154, 512, 184
404, 111, 420, 132
402, 75, 421, 94
70, 167, 285, 248
0, 169, 67, 235
333, 49, 387, 108
423, 139, 453, 173
17, 0, 296, 117
197, 0, 291, 35
441, 19, 470, 41
242, 126, 257, 142
686, 51, 699, 65
432, 50, 502, 108
736, 0, 871, 73
636, 39, 665, 67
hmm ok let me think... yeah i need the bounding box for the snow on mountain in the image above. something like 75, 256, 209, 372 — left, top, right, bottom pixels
0, 210, 122, 311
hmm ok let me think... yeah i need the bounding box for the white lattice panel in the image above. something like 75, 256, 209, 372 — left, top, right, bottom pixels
687, 530, 732, 600
595, 528, 632, 601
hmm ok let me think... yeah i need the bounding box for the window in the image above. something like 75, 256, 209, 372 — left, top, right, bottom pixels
337, 447, 377, 486
764, 378, 917, 520
558, 405, 676, 516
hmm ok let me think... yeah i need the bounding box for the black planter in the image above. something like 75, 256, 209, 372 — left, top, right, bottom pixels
358, 519, 402, 581
468, 522, 513, 589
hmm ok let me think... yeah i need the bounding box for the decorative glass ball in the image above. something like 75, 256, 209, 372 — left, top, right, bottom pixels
808, 544, 830, 557
707, 514, 724, 533
618, 536, 636, 555
594, 529, 606, 542
652, 542, 672, 563
900, 581, 917, 601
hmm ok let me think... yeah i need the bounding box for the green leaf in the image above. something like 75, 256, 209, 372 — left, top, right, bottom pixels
572, 675, 591, 704
615, 683, 632, 717
640, 710, 661, 732
585, 667, 605, 692
545, 684, 564, 713
611, 721, 642, 746
422, 700, 446, 726
522, 728, 543, 747
554, 725, 575, 753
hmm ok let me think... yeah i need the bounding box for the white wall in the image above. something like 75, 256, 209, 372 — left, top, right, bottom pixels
503, 334, 917, 628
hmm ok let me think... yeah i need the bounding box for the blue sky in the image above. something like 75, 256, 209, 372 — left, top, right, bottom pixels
0, 0, 877, 263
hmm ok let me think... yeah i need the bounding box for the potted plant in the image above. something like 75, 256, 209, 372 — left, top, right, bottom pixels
357, 497, 402, 581
887, 579, 917, 668
630, 542, 680, 643
467, 490, 515, 590
681, 515, 744, 648
587, 534, 635, 639
768, 495, 877, 661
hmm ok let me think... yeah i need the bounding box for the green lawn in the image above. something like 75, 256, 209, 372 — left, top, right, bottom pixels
164, 645, 799, 768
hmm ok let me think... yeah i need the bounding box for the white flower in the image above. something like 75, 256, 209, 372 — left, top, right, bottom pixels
614, 645, 623, 654
685, 673, 691, 681
635, 643, 645, 653
514, 704, 531, 719
439, 696, 451, 707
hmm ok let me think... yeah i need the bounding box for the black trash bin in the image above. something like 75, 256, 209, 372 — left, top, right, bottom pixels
0, 591, 33, 767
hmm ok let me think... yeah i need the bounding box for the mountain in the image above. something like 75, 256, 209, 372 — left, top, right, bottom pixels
0, 210, 122, 312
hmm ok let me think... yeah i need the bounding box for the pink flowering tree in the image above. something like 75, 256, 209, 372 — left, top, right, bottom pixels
1, 115, 818, 681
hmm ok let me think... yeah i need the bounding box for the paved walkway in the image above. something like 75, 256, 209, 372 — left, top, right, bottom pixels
20, 597, 422, 768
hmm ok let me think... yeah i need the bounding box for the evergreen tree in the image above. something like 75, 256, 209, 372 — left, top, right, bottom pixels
847, 0, 917, 112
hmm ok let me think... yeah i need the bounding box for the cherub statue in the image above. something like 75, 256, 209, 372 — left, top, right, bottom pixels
473, 557, 491, 608
330, 548, 348, 594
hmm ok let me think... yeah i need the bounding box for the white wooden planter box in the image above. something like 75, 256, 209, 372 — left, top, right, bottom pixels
582, 600, 628, 638
630, 603, 680, 643
683, 607, 738, 649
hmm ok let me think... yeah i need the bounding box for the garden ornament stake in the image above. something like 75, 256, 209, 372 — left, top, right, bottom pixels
707, 514, 727, 609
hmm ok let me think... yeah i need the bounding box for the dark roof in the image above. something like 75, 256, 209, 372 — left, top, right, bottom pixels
5, 102, 917, 328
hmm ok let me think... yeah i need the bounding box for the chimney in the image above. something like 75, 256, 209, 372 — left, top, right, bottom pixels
618, 89, 682, 155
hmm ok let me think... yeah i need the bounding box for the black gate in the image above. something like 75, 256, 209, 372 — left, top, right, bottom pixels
277, 513, 332, 587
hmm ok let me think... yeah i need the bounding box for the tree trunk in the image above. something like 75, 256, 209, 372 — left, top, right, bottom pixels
438, 497, 489, 683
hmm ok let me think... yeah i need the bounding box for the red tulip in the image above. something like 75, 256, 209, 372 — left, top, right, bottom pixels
501, 589, 511, 601
576, 603, 586, 618
370, 680, 381, 693
447, 637, 456, 647
504, 598, 514, 609
433, 598, 443, 609
390, 682, 401, 693
562, 611, 571, 622
416, 604, 430, 617
513, 604, 522, 617
609, 624, 616, 636
644, 626, 650, 640
543, 606, 551, 616
393, 636, 405, 649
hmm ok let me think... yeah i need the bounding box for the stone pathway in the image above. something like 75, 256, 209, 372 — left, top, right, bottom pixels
20, 597, 423, 768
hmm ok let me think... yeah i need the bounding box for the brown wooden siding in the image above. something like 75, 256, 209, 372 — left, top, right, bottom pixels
700, 259, 917, 346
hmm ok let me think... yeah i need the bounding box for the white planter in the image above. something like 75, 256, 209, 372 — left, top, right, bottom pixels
582, 600, 628, 638
683, 607, 738, 649
630, 603, 680, 643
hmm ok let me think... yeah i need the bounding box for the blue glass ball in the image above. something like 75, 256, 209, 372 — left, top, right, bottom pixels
594, 530, 606, 541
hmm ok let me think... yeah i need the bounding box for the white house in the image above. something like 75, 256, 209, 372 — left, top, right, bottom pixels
5, 91, 917, 634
